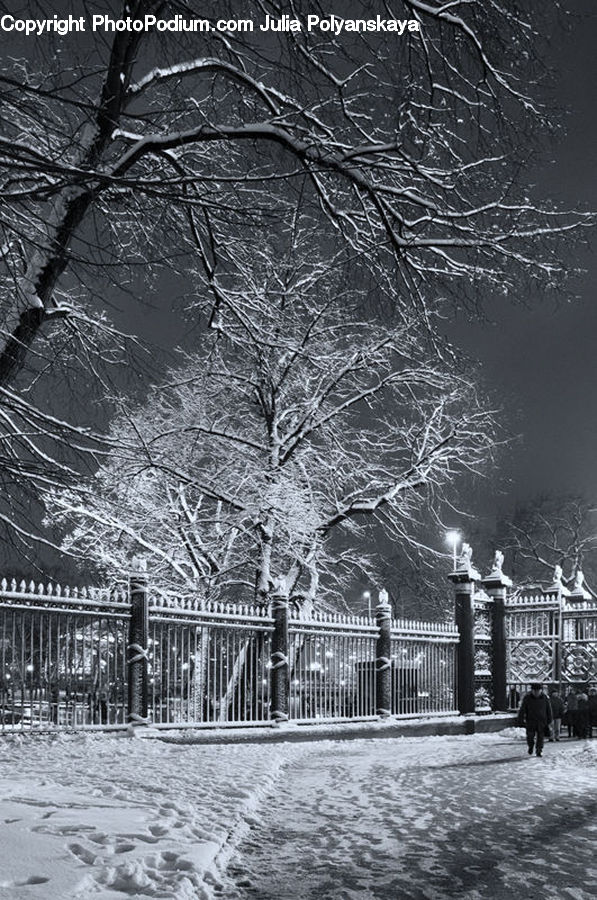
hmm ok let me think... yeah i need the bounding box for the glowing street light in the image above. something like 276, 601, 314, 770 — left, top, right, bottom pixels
445, 530, 461, 571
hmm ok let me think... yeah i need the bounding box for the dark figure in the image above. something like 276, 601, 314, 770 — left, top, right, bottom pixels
588, 689, 597, 738
518, 683, 552, 757
565, 688, 578, 737
549, 690, 564, 742
87, 691, 97, 724
97, 689, 109, 725
50, 685, 60, 725
576, 691, 590, 739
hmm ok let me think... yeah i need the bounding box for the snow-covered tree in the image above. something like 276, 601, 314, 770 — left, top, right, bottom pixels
0, 8, 587, 396
46, 231, 494, 607
497, 494, 597, 595
0, 1, 588, 543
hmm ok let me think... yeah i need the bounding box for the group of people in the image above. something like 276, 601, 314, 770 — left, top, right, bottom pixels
517, 684, 597, 757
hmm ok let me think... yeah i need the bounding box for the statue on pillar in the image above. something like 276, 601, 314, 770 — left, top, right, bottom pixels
458, 543, 473, 568
574, 570, 584, 592
455, 543, 481, 581
546, 563, 571, 598
491, 550, 504, 575
483, 549, 512, 589
569, 569, 591, 601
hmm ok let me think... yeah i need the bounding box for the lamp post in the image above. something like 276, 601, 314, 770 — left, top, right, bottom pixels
445, 530, 461, 571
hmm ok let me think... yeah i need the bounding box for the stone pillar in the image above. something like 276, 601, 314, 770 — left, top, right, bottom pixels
128, 557, 149, 726
448, 545, 480, 715
451, 577, 476, 714
270, 583, 289, 723
375, 590, 392, 717
482, 552, 512, 712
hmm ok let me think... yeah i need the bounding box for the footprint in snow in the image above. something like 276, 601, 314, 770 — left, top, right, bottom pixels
114, 842, 136, 854
68, 842, 98, 865
32, 823, 96, 836
0, 875, 50, 887
119, 831, 160, 844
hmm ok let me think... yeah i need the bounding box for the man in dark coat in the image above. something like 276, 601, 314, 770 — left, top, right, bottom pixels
577, 691, 590, 739
518, 683, 553, 757
588, 689, 597, 738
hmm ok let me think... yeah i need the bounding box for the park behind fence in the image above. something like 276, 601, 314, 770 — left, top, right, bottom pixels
0, 571, 459, 733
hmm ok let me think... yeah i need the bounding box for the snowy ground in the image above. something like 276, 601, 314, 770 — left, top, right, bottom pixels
0, 727, 596, 899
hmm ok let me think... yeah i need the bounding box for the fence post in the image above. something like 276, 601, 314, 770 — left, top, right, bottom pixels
128, 556, 149, 727
448, 544, 480, 715
482, 551, 512, 712
375, 590, 392, 717
270, 580, 289, 723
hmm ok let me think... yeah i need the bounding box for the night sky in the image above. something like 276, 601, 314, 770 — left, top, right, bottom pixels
448, 4, 597, 510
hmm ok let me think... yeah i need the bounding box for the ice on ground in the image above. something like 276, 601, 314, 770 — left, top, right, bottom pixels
0, 729, 595, 898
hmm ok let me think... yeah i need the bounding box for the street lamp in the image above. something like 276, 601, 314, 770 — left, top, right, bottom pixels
445, 530, 461, 571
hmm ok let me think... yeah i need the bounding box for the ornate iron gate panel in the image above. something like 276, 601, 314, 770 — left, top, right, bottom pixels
473, 595, 493, 711
147, 601, 273, 726
505, 596, 559, 703
562, 606, 597, 684
506, 595, 597, 700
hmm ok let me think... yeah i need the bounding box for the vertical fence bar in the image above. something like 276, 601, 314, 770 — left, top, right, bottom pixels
555, 595, 563, 687
128, 559, 149, 727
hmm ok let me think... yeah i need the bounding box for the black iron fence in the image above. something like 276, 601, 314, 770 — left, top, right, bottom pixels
0, 573, 459, 733
147, 599, 273, 726
0, 579, 129, 731
505, 593, 597, 703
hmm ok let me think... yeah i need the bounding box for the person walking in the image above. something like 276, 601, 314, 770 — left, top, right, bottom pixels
577, 690, 590, 739
565, 687, 578, 738
549, 689, 564, 742
518, 683, 553, 757
98, 688, 109, 725
588, 688, 597, 738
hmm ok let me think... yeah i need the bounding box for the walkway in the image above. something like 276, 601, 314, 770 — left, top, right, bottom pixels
219, 733, 597, 900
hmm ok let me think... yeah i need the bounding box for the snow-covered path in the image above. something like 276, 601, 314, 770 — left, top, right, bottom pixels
0, 733, 292, 898
0, 729, 596, 898
220, 733, 597, 900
